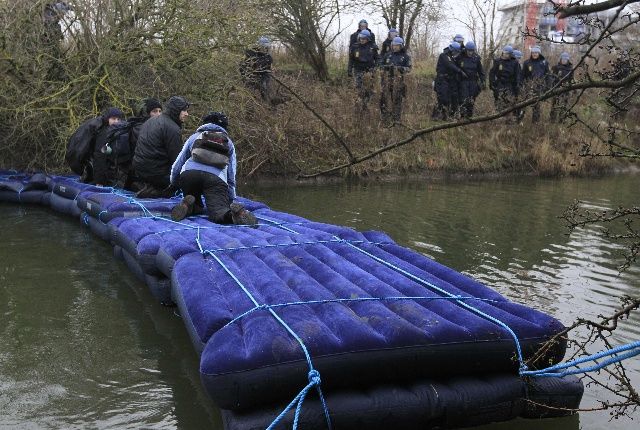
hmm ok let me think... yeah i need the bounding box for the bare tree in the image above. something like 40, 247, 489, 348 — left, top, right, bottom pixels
271, 0, 344, 81
374, 0, 442, 47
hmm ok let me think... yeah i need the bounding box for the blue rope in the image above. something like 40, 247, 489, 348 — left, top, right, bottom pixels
195, 228, 332, 430
201, 238, 391, 254
256, 215, 529, 373
221, 295, 500, 330
522, 340, 640, 378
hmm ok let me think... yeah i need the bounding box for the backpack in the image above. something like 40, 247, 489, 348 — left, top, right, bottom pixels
65, 117, 103, 175
191, 131, 231, 168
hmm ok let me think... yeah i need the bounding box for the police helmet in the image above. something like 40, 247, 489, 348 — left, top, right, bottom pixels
502, 45, 513, 54
513, 50, 523, 59
465, 41, 476, 51
391, 37, 404, 46
388, 28, 399, 36
449, 42, 461, 52
454, 34, 464, 43
358, 29, 371, 40
258, 36, 271, 48
531, 45, 541, 54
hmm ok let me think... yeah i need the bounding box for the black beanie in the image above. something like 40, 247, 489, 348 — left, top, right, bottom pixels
103, 107, 124, 121
201, 111, 229, 130
143, 97, 162, 115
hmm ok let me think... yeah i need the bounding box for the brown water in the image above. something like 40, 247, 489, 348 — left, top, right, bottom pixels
1, 175, 639, 429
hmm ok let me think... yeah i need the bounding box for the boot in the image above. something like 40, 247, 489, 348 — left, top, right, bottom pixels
171, 195, 196, 221
230, 203, 258, 227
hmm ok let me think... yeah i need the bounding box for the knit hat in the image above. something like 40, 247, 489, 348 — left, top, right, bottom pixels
166, 96, 189, 112
143, 97, 162, 115
359, 19, 368, 25
103, 107, 124, 120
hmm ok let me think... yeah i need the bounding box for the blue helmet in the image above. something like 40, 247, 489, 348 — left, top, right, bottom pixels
449, 42, 461, 52
560, 52, 570, 61
531, 45, 541, 54
513, 50, 523, 59
502, 45, 513, 54
258, 36, 271, 48
388, 28, 399, 36
391, 36, 404, 46
358, 29, 371, 40
454, 34, 464, 43
358, 19, 368, 26
465, 41, 476, 50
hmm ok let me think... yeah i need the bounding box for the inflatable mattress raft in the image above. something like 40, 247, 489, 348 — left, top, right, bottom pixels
0, 172, 583, 429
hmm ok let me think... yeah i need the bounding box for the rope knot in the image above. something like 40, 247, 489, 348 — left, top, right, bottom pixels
307, 369, 321, 386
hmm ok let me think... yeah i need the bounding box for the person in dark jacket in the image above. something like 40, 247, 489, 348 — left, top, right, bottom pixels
240, 37, 273, 102
65, 107, 123, 184
103, 98, 163, 189
349, 30, 379, 109
521, 45, 550, 123
550, 52, 574, 123
133, 96, 189, 198
489, 45, 519, 121
349, 19, 376, 47
91, 108, 125, 186
379, 37, 412, 124
380, 28, 399, 57
458, 41, 485, 118
170, 112, 257, 226
431, 42, 465, 121
512, 49, 525, 121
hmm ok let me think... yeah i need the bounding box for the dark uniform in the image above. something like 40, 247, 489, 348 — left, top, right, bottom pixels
240, 47, 273, 102
522, 54, 550, 122
489, 56, 519, 119
349, 39, 379, 108
432, 48, 464, 120
458, 53, 485, 118
349, 28, 376, 47
550, 60, 574, 123
379, 47, 412, 123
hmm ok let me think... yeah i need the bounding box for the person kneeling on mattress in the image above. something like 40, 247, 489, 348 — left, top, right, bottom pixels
169, 111, 258, 226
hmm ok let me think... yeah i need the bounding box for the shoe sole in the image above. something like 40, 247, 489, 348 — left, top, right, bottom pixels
171, 195, 196, 221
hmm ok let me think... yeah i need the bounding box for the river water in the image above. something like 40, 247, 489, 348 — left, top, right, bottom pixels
1, 175, 639, 429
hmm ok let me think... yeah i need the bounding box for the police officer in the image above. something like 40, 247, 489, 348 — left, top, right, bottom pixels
512, 49, 525, 121
380, 28, 399, 57
550, 52, 574, 123
348, 30, 379, 109
522, 45, 550, 123
349, 19, 376, 46
240, 37, 274, 102
489, 45, 519, 121
432, 42, 465, 121
379, 37, 412, 124
458, 41, 485, 118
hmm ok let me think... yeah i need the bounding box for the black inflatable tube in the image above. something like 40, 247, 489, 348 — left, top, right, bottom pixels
221, 374, 583, 430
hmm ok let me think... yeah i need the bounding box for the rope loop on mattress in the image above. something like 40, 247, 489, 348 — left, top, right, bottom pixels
196, 227, 333, 430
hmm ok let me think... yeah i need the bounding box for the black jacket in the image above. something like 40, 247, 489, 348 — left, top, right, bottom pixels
435, 51, 464, 81
458, 53, 485, 83
489, 57, 519, 91
380, 49, 412, 73
349, 41, 379, 72
240, 48, 272, 78
522, 55, 550, 82
551, 61, 573, 86
380, 38, 393, 57
65, 116, 104, 175
133, 97, 187, 180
